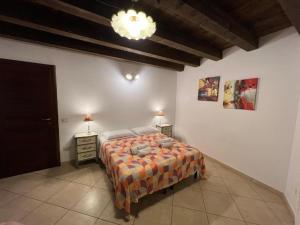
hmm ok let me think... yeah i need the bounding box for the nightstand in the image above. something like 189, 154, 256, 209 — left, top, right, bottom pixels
74, 132, 98, 167
156, 124, 173, 137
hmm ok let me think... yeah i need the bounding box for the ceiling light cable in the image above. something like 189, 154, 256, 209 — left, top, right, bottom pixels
95, 0, 121, 10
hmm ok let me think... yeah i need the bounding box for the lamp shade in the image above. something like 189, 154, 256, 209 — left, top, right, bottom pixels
84, 114, 93, 122
156, 111, 165, 117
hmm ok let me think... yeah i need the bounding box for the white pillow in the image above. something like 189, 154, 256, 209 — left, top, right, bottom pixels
131, 126, 159, 135
101, 129, 136, 140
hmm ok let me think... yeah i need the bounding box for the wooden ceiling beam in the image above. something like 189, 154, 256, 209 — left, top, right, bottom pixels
26, 0, 222, 60
0, 21, 185, 71
157, 0, 258, 51
278, 0, 300, 34
0, 1, 200, 66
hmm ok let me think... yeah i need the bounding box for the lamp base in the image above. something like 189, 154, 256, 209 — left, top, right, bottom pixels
87, 123, 90, 134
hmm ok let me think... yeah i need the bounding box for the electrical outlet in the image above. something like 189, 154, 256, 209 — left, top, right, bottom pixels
61, 118, 69, 123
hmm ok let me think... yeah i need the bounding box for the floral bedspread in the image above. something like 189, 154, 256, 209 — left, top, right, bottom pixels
100, 133, 205, 214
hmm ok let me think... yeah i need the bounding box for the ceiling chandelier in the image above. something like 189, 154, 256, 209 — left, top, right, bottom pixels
111, 1, 156, 40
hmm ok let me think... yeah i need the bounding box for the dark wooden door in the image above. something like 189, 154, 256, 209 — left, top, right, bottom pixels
0, 58, 60, 178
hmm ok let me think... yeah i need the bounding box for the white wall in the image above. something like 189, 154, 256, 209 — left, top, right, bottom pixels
175, 27, 300, 192
286, 98, 300, 223
0, 37, 177, 162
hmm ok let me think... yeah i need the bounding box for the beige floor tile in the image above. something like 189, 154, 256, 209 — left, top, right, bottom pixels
224, 179, 261, 200
56, 168, 88, 181
0, 176, 15, 187
0, 207, 29, 222
88, 164, 106, 178
140, 191, 173, 206
20, 172, 49, 180
0, 196, 41, 222
7, 196, 41, 209
0, 190, 20, 207
219, 170, 248, 183
233, 196, 282, 225
100, 202, 134, 225
133, 201, 172, 225
95, 219, 118, 225
21, 203, 67, 225
202, 190, 242, 220
189, 180, 204, 193
204, 158, 217, 168
206, 168, 222, 178
72, 187, 111, 217
267, 202, 294, 225
25, 178, 69, 201
172, 206, 209, 225
73, 169, 102, 186
36, 163, 77, 178
198, 176, 229, 194
47, 182, 90, 209
56, 210, 96, 225
209, 160, 224, 168
207, 214, 246, 225
94, 175, 113, 190
173, 187, 205, 211
0, 174, 46, 194
174, 176, 201, 192
0, 210, 31, 223
249, 182, 284, 203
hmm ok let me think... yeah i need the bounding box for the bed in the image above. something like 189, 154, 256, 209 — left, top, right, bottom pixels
100, 132, 205, 215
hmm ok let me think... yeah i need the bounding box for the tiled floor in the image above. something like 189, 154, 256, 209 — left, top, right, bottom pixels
0, 158, 294, 225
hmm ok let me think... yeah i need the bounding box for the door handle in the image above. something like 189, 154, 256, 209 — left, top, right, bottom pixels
42, 118, 52, 121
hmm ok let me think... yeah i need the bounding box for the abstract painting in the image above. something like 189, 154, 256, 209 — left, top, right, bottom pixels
223, 78, 258, 110
198, 76, 220, 101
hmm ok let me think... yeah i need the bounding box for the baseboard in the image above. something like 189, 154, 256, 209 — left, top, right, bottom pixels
283, 195, 296, 225
204, 154, 295, 223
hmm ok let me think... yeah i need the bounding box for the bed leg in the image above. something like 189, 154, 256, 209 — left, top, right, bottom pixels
194, 172, 198, 179
124, 214, 131, 222
98, 160, 105, 168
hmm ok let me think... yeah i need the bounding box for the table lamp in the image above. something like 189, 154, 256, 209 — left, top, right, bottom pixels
84, 114, 93, 133
155, 110, 165, 126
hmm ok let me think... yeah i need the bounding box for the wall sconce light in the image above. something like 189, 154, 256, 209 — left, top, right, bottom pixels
125, 73, 133, 80
134, 74, 140, 80
125, 73, 140, 81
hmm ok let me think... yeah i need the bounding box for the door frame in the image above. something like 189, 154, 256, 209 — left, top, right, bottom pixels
48, 62, 61, 167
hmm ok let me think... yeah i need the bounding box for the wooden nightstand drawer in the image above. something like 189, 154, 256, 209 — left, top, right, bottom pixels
78, 151, 96, 161
77, 143, 96, 153
77, 136, 96, 145
163, 131, 172, 137
162, 127, 171, 132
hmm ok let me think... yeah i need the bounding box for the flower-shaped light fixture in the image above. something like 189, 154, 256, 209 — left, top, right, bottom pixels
111, 9, 156, 40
